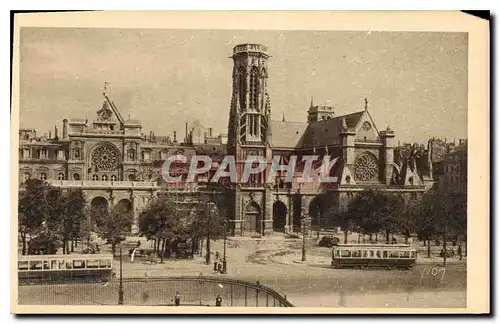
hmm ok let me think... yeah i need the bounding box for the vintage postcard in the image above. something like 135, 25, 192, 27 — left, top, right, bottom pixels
11, 11, 489, 314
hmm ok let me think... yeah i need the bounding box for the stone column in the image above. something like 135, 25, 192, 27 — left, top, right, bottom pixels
130, 192, 139, 234
263, 187, 273, 235
233, 187, 243, 236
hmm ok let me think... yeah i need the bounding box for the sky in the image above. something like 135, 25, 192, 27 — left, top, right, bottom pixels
19, 28, 468, 144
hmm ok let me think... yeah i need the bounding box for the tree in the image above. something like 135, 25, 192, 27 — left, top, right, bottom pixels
190, 199, 225, 264
63, 189, 88, 253
138, 195, 187, 263
416, 188, 466, 260
95, 203, 133, 257
18, 180, 48, 255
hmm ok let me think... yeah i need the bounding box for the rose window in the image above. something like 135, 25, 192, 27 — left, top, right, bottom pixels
354, 152, 379, 181
91, 143, 120, 171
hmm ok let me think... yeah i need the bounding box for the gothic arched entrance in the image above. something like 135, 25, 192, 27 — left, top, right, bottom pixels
272, 200, 287, 232
243, 201, 262, 235
90, 196, 109, 229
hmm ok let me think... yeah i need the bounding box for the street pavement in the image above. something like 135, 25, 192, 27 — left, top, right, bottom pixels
17, 235, 467, 308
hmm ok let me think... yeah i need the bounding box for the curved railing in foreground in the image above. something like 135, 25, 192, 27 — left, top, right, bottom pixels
18, 275, 294, 307
125, 276, 294, 307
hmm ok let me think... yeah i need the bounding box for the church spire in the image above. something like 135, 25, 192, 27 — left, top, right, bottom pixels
364, 98, 368, 111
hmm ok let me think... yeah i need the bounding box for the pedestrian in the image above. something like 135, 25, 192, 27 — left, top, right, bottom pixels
174, 291, 181, 306
218, 262, 223, 274
458, 244, 463, 260
215, 294, 222, 307
215, 251, 220, 261
214, 260, 219, 273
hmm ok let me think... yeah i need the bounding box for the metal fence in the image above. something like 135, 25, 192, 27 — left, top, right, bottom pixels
18, 276, 294, 307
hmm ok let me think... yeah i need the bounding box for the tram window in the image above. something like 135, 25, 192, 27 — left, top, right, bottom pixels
334, 250, 340, 258
376, 250, 381, 258
18, 261, 29, 270
382, 251, 388, 258
340, 250, 351, 258
73, 261, 85, 269
66, 261, 73, 269
401, 251, 410, 258
352, 250, 362, 258
87, 260, 99, 269
389, 251, 399, 258
410, 251, 415, 258
362, 250, 368, 258
43, 261, 50, 270
31, 261, 43, 270
369, 251, 374, 258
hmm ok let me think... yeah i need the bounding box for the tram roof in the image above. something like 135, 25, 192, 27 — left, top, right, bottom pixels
335, 243, 412, 248
18, 254, 114, 261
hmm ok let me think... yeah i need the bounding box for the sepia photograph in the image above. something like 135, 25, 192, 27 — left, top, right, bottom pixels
10, 11, 489, 314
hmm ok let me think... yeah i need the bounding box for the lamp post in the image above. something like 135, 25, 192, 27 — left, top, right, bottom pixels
301, 213, 307, 262
118, 244, 124, 305
222, 218, 228, 274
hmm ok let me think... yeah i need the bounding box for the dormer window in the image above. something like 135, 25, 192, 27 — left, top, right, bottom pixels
57, 173, 64, 180
40, 148, 48, 159
111, 175, 117, 182
345, 175, 351, 184
40, 173, 47, 181
142, 151, 150, 161
92, 174, 99, 181
102, 175, 108, 181
23, 148, 31, 159
57, 150, 65, 160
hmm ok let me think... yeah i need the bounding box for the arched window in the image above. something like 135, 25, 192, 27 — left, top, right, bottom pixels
128, 174, 135, 181
39, 173, 47, 181
57, 173, 64, 180
238, 67, 246, 108
111, 175, 117, 182
92, 174, 99, 181
23, 172, 30, 182
249, 67, 260, 110
73, 148, 80, 160
102, 175, 108, 181
73, 173, 80, 180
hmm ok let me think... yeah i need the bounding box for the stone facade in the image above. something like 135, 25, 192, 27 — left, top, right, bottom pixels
18, 43, 432, 236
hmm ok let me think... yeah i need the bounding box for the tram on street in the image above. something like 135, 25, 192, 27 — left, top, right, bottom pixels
18, 254, 114, 283
331, 243, 417, 270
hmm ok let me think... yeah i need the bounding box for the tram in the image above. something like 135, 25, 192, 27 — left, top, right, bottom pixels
331, 244, 417, 270
18, 254, 114, 283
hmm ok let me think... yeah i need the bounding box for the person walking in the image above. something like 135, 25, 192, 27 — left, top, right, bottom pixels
174, 291, 181, 306
215, 294, 222, 307
458, 244, 463, 260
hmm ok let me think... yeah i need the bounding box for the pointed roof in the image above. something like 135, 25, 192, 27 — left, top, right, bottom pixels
269, 110, 365, 148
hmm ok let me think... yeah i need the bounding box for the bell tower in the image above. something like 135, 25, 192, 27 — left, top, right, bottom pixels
226, 44, 273, 237
227, 44, 271, 149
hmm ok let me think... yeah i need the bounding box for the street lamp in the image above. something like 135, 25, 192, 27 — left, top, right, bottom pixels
118, 244, 124, 305
222, 217, 228, 274
301, 212, 307, 262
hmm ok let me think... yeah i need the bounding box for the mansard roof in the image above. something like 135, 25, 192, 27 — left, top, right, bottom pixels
270, 111, 365, 149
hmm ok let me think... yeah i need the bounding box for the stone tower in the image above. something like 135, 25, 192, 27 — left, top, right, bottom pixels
227, 44, 273, 236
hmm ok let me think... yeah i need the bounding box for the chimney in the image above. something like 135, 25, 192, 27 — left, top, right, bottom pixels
209, 128, 213, 137
173, 131, 177, 143
48, 130, 52, 139
62, 119, 68, 139
54, 126, 58, 140
185, 122, 188, 143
